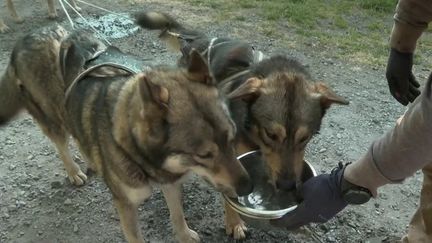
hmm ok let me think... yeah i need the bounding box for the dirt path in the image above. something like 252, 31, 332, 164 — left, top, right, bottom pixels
0, 1, 430, 242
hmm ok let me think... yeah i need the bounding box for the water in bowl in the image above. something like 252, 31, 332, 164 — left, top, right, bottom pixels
237, 180, 298, 211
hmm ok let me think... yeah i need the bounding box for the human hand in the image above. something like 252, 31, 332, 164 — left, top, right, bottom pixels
270, 163, 348, 230
386, 48, 420, 106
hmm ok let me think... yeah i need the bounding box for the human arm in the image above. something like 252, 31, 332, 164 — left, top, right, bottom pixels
345, 72, 432, 195
386, 0, 432, 105
271, 73, 432, 229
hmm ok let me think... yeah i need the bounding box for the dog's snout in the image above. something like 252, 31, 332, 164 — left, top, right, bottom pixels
276, 178, 296, 191
236, 174, 253, 197
275, 170, 298, 191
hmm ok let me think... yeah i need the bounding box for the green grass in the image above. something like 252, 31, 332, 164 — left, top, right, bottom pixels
358, 0, 396, 12
182, 0, 432, 66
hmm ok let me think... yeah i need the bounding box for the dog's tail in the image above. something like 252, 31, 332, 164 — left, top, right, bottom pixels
0, 65, 23, 126
134, 11, 204, 52
135, 11, 182, 30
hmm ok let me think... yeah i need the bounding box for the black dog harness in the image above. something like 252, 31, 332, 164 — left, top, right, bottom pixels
63, 45, 152, 103
202, 37, 265, 88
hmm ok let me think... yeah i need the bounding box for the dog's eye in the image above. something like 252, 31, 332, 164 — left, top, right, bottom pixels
264, 129, 278, 141
193, 151, 214, 167
298, 135, 311, 147
197, 151, 214, 159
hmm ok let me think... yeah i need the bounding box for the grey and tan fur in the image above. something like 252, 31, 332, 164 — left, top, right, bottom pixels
0, 25, 253, 243
0, 0, 80, 33
135, 11, 350, 239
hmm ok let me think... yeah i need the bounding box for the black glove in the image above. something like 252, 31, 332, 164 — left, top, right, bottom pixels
270, 163, 348, 230
386, 48, 420, 106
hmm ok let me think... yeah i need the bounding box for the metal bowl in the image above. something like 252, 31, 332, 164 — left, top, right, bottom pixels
223, 150, 317, 229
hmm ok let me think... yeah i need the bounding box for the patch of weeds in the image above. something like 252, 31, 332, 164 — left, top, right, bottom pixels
261, 0, 326, 29
260, 23, 281, 38
413, 54, 425, 66
334, 16, 348, 29
367, 21, 384, 31
234, 15, 246, 21
184, 0, 211, 7
357, 0, 396, 13
183, 0, 431, 66
237, 0, 256, 9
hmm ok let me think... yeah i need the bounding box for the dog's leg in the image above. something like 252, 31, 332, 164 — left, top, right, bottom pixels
161, 183, 200, 243
221, 141, 250, 240
6, 0, 23, 23
223, 198, 247, 240
114, 197, 146, 243
0, 18, 9, 33
46, 132, 87, 185
73, 139, 97, 176
46, 0, 58, 19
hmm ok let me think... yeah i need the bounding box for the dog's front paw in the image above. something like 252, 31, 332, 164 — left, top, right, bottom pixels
0, 24, 10, 33
177, 229, 200, 243
224, 202, 248, 239
48, 12, 58, 19
13, 17, 24, 23
66, 168, 88, 186
225, 220, 247, 240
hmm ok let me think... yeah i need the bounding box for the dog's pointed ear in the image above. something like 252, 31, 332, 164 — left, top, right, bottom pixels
187, 49, 213, 85
314, 82, 349, 109
138, 73, 169, 109
60, 42, 87, 85
227, 77, 263, 101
